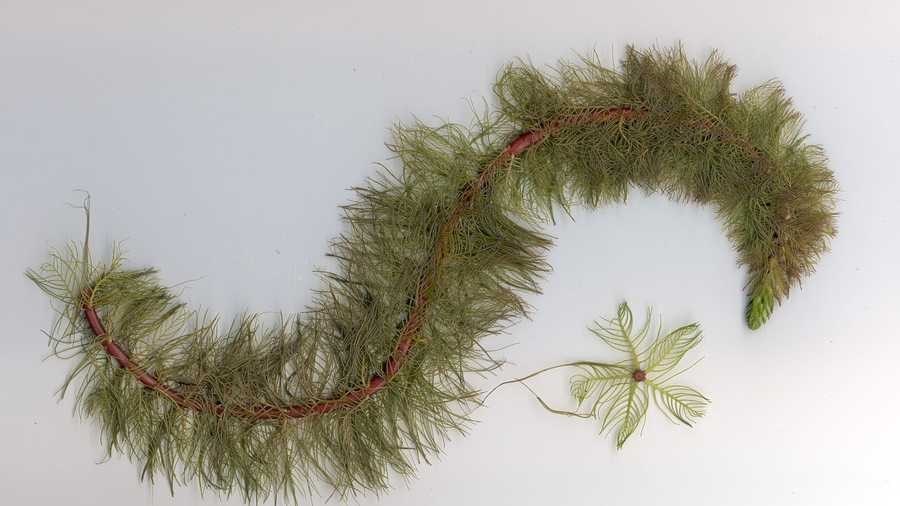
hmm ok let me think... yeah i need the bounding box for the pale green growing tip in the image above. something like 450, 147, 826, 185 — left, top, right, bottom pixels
747, 295, 774, 330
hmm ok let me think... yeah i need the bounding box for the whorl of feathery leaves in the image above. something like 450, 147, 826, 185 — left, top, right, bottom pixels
27, 46, 836, 503
483, 302, 709, 449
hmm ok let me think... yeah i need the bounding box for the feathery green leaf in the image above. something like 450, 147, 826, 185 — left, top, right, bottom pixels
493, 302, 709, 449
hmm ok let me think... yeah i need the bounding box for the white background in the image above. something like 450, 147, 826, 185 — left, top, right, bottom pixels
2, 1, 899, 505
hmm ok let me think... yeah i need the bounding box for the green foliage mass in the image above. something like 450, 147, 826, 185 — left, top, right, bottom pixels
27, 46, 836, 503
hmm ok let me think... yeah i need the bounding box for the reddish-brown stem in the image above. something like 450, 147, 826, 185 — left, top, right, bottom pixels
82, 106, 645, 420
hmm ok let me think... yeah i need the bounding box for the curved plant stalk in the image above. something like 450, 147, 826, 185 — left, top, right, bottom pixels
27, 46, 836, 502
